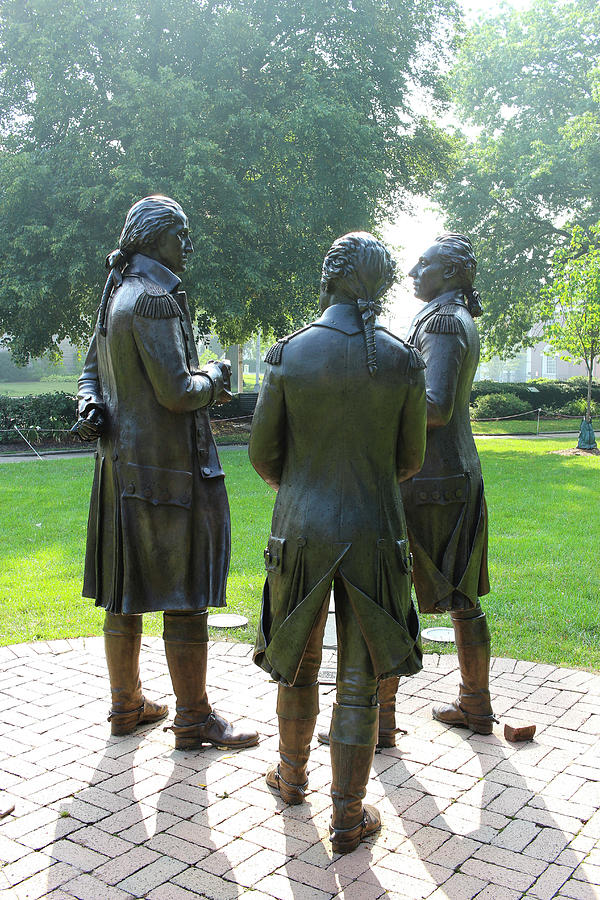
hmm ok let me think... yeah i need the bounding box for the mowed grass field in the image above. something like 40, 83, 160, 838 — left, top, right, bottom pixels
0, 438, 598, 669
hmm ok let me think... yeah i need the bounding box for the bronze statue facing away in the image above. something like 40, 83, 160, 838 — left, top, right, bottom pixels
249, 232, 427, 853
399, 233, 497, 734
76, 195, 257, 751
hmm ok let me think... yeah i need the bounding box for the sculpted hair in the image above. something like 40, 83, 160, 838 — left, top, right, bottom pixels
321, 232, 396, 376
435, 232, 482, 317
97, 195, 185, 335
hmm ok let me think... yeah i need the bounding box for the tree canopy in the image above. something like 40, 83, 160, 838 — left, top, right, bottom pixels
436, 0, 600, 358
0, 0, 459, 362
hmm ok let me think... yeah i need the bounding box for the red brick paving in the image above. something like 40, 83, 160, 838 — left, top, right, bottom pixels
0, 638, 599, 899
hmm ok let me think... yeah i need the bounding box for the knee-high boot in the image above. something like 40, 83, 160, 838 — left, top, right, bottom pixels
329, 703, 381, 854
432, 605, 498, 735
163, 612, 258, 750
317, 675, 402, 749
103, 612, 168, 736
266, 683, 319, 805
377, 676, 401, 748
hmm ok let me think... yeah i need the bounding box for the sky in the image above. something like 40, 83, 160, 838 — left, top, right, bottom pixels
382, 0, 534, 337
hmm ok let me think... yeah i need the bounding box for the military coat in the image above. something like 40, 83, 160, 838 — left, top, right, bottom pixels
78, 253, 230, 615
249, 302, 427, 686
400, 289, 490, 614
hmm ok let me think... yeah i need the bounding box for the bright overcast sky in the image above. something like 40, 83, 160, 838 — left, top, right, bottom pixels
382, 0, 533, 336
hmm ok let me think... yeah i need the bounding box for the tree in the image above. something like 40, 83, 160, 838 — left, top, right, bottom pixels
0, 0, 459, 362
435, 0, 600, 358
541, 225, 600, 422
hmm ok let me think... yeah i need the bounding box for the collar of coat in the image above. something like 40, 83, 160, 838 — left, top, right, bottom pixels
316, 301, 382, 335
420, 288, 466, 313
125, 253, 182, 295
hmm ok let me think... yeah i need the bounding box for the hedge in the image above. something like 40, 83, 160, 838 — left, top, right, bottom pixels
0, 391, 77, 445
470, 378, 600, 412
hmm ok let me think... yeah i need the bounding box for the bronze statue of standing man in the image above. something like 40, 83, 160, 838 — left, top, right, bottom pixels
400, 233, 497, 734
76, 195, 257, 751
249, 233, 427, 853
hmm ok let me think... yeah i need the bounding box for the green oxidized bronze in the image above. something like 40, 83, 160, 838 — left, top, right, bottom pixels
75, 195, 257, 750
249, 232, 427, 853
401, 233, 497, 735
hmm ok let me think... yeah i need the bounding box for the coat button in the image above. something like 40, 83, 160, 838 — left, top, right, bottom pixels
180, 495, 191, 505
455, 489, 463, 498
432, 491, 440, 501
418, 491, 427, 501
202, 466, 211, 476
127, 483, 135, 494
143, 487, 152, 498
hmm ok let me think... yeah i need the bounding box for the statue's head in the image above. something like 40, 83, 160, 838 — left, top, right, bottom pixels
320, 231, 396, 312
320, 232, 396, 376
116, 195, 193, 274
408, 232, 481, 315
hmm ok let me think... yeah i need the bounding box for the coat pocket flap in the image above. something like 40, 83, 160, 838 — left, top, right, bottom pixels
413, 473, 469, 505
122, 462, 193, 509
264, 536, 285, 574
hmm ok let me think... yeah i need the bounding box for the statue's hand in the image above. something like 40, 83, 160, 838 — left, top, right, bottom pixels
202, 359, 233, 405
71, 407, 105, 442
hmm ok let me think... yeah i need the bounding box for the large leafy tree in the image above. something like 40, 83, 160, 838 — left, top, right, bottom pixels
436, 0, 600, 357
0, 0, 458, 362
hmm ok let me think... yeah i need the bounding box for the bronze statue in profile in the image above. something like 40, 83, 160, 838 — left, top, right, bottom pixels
249, 232, 427, 853
76, 195, 257, 751
399, 233, 496, 734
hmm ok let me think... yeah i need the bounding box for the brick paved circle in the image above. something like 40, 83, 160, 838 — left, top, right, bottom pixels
0, 638, 599, 899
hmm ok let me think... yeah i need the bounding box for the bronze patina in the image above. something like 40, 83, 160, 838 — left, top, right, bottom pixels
76, 195, 257, 750
400, 233, 497, 735
249, 232, 427, 853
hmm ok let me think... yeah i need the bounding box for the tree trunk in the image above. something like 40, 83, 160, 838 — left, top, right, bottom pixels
587, 363, 593, 422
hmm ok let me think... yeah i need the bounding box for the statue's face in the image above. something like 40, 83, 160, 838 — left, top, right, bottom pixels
408, 243, 452, 302
155, 211, 194, 273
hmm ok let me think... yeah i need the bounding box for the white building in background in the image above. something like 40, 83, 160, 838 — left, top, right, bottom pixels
476, 342, 598, 383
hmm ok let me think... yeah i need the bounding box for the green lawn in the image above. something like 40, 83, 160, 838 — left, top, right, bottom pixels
473, 418, 579, 435
1, 438, 599, 669
0, 378, 79, 396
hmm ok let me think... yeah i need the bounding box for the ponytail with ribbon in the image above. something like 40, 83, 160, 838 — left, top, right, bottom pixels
97, 249, 129, 336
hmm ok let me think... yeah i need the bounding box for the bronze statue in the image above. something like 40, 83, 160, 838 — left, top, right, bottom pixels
249, 232, 427, 853
76, 195, 257, 751
399, 233, 497, 734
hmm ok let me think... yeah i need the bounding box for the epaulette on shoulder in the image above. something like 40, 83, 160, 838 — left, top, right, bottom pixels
405, 342, 426, 372
264, 324, 313, 365
134, 280, 180, 319
424, 304, 463, 335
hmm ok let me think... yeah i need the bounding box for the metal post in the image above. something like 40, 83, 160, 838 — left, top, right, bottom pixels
254, 332, 261, 391
536, 408, 540, 436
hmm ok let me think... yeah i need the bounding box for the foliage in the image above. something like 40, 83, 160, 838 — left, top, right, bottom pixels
0, 0, 459, 362
541, 225, 600, 420
436, 0, 600, 357
560, 398, 598, 418
470, 379, 600, 412
2, 442, 600, 671
470, 392, 531, 420
0, 391, 76, 443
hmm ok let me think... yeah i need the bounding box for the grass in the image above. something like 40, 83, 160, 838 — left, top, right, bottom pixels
0, 378, 79, 396
1, 438, 599, 669
473, 418, 579, 435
